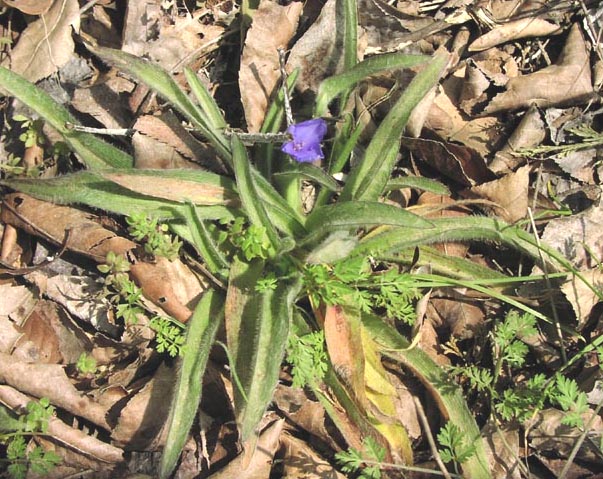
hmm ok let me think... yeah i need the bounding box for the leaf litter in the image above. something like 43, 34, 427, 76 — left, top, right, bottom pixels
1, 1, 603, 478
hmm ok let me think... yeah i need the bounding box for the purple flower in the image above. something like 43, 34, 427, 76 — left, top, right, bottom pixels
281, 118, 327, 163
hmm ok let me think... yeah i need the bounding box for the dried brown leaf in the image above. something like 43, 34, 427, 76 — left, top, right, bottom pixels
469, 17, 562, 52
561, 269, 603, 329
539, 198, 603, 271
2, 0, 54, 15
286, 0, 343, 96
490, 106, 545, 174
0, 283, 35, 354
403, 134, 494, 186
0, 351, 111, 429
133, 113, 215, 167
239, 0, 302, 131
130, 257, 204, 323
481, 421, 521, 479
527, 408, 603, 463
208, 418, 285, 479
484, 24, 594, 114
466, 164, 530, 223
1, 193, 136, 263
111, 363, 173, 450
0, 385, 124, 464
280, 433, 346, 479
0, 0, 80, 82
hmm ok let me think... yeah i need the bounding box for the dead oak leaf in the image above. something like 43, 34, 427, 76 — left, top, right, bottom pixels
1, 0, 80, 82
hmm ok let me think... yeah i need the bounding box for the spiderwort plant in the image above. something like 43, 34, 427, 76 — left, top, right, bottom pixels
0, 8, 581, 478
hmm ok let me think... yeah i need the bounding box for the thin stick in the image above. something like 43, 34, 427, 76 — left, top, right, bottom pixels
527, 207, 568, 364
277, 48, 293, 127
64, 122, 135, 136
559, 395, 603, 478
412, 395, 453, 479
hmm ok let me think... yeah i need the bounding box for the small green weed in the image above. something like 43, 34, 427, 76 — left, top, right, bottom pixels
126, 213, 182, 260
437, 421, 477, 473
98, 252, 185, 357
335, 437, 386, 479
75, 352, 97, 375
285, 329, 328, 388
0, 398, 61, 479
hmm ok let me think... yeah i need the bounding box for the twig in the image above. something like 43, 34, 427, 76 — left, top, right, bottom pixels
412, 395, 453, 479
64, 122, 135, 136
277, 48, 293, 127
527, 207, 568, 365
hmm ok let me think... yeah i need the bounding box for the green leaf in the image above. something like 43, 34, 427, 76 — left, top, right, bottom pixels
0, 66, 133, 169
340, 52, 448, 202
184, 67, 227, 130
353, 216, 571, 274
272, 162, 340, 192
361, 312, 492, 479
314, 52, 430, 116
302, 201, 433, 246
1, 171, 237, 221
384, 176, 450, 195
252, 170, 307, 238
159, 289, 224, 479
225, 257, 301, 440
231, 135, 280, 251
91, 46, 231, 162
183, 202, 230, 281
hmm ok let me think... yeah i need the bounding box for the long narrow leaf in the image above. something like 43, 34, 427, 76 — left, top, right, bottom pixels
361, 312, 492, 479
183, 202, 230, 281
226, 257, 300, 440
272, 162, 340, 192
184, 67, 227, 130
91, 46, 231, 162
1, 172, 237, 221
302, 201, 433, 246
314, 52, 430, 116
340, 52, 448, 202
231, 135, 280, 250
159, 289, 224, 479
0, 66, 133, 169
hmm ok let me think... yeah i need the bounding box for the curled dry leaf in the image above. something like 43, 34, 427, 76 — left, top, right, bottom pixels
110, 363, 173, 450
0, 283, 35, 354
527, 408, 603, 463
402, 133, 494, 186
132, 113, 215, 169
0, 0, 80, 83
129, 257, 204, 323
484, 24, 594, 114
286, 0, 343, 96
469, 17, 562, 52
208, 418, 285, 479
239, 0, 303, 132
0, 193, 136, 263
481, 420, 521, 479
561, 268, 603, 330
490, 106, 545, 174
0, 351, 112, 429
465, 164, 530, 223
